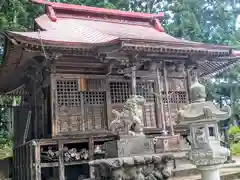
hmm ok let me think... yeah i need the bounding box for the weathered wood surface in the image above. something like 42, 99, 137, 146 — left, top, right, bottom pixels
51, 74, 188, 136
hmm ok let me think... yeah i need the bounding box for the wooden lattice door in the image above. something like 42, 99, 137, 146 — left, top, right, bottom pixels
55, 78, 107, 135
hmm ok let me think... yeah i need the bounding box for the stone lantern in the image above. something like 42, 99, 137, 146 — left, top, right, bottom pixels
177, 76, 231, 180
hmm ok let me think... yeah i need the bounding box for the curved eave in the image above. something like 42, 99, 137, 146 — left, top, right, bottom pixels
6, 31, 121, 51
5, 26, 232, 56
200, 56, 240, 78
3, 31, 236, 79
121, 40, 231, 56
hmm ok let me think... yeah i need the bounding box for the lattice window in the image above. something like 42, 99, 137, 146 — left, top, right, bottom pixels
110, 82, 131, 104
57, 79, 106, 106
136, 82, 154, 102
162, 91, 187, 104
56, 80, 79, 106
177, 91, 187, 104
84, 92, 105, 105
110, 81, 155, 104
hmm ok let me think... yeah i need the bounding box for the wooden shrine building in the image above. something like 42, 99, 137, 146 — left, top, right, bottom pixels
0, 0, 238, 179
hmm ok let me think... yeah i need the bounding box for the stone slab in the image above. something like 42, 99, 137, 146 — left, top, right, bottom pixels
154, 135, 181, 153
104, 136, 154, 158
171, 171, 240, 180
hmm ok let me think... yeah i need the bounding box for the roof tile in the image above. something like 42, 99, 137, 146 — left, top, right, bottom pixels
35, 14, 193, 44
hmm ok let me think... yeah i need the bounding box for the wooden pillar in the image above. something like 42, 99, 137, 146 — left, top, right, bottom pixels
186, 68, 192, 103
33, 81, 38, 139
35, 143, 41, 180
43, 89, 49, 137
163, 62, 174, 135
29, 143, 34, 180
40, 90, 45, 138
50, 74, 57, 136
155, 67, 165, 130
58, 141, 65, 180
80, 92, 85, 131
105, 77, 112, 130
131, 66, 137, 96
88, 136, 94, 178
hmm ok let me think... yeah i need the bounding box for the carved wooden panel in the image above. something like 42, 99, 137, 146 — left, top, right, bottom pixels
143, 103, 156, 127
55, 78, 106, 135
85, 105, 106, 130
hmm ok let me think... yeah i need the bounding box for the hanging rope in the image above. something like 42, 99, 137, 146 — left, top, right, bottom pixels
37, 29, 48, 61
36, 29, 50, 95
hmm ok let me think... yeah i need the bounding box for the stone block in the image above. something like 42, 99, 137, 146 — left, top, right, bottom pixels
155, 135, 181, 153
104, 136, 155, 158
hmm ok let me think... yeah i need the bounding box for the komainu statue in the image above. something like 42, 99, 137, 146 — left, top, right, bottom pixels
110, 95, 146, 136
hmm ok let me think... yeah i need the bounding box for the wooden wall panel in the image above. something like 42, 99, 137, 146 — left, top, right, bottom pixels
143, 103, 156, 127
13, 142, 34, 180
51, 74, 189, 136
14, 108, 32, 147
53, 76, 107, 136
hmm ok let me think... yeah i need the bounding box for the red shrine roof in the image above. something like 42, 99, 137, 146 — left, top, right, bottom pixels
0, 0, 239, 88
4, 0, 232, 55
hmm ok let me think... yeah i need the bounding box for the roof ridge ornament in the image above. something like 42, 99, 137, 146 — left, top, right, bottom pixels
46, 5, 57, 22
153, 18, 165, 32
30, 0, 164, 20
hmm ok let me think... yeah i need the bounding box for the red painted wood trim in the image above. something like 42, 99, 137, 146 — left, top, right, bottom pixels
30, 0, 164, 20
154, 19, 165, 32
46, 5, 57, 22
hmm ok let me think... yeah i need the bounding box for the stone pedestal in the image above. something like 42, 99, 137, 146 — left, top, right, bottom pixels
104, 136, 155, 158
198, 165, 221, 180
154, 134, 181, 153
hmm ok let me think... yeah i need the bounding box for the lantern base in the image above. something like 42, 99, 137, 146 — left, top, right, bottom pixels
198, 164, 222, 180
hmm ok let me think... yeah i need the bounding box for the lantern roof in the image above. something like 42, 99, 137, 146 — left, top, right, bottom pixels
177, 78, 231, 124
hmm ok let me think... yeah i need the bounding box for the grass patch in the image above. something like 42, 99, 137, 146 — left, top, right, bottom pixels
228, 126, 240, 156
0, 145, 12, 160
231, 143, 240, 156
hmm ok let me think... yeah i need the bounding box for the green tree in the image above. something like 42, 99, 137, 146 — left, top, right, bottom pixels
165, 0, 237, 44
0, 0, 43, 31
